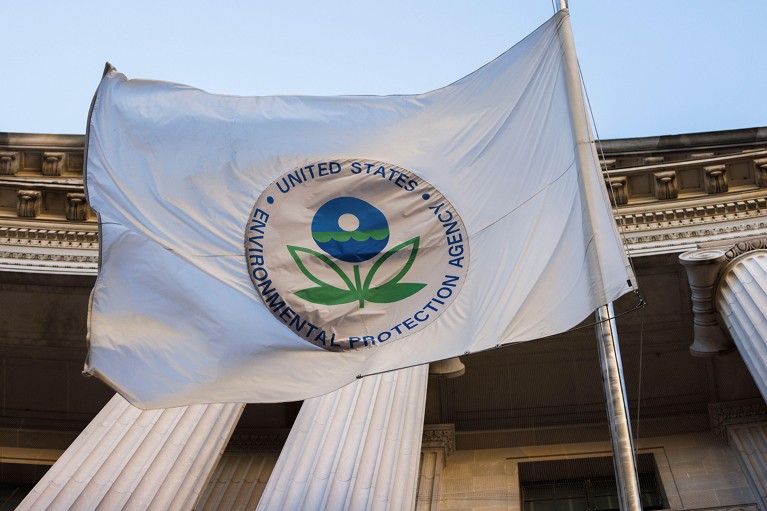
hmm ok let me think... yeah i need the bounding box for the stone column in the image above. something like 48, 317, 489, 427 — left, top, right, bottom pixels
257, 365, 429, 511
710, 401, 767, 511
727, 422, 767, 511
18, 394, 244, 510
716, 251, 767, 402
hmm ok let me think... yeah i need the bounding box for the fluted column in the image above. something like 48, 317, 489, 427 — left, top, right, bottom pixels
717, 251, 767, 402
257, 365, 429, 511
726, 422, 767, 509
19, 394, 244, 510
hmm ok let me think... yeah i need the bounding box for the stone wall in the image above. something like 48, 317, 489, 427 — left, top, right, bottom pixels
434, 433, 756, 511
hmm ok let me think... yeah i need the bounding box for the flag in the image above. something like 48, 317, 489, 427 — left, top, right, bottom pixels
85, 11, 633, 409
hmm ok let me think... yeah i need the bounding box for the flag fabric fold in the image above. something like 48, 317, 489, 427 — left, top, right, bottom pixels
85, 11, 633, 409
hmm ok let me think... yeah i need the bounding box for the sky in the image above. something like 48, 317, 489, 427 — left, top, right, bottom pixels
3, 1, 765, 139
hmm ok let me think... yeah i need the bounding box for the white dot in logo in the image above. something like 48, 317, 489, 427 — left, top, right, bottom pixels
338, 213, 360, 232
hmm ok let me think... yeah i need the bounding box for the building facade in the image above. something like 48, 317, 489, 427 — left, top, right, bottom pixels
1, 127, 767, 509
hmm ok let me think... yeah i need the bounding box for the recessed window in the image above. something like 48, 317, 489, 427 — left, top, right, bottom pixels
0, 483, 34, 510
519, 454, 665, 511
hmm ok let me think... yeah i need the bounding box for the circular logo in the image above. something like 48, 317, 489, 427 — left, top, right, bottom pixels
245, 159, 469, 351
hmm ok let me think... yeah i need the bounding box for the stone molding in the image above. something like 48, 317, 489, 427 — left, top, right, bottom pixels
0, 152, 19, 175
0, 225, 97, 243
754, 158, 767, 187
605, 176, 628, 206
41, 152, 66, 176
724, 238, 767, 261
65, 193, 90, 221
709, 400, 767, 438
17, 190, 42, 218
705, 164, 729, 194
0, 250, 96, 264
643, 156, 665, 165
0, 222, 99, 274
1, 133, 766, 263
601, 149, 767, 207
653, 170, 677, 200
422, 423, 456, 458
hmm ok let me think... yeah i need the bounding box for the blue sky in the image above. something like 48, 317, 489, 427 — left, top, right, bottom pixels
3, 1, 764, 139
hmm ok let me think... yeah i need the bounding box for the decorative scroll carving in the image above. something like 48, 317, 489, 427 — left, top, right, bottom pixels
422, 423, 455, 458
653, 171, 677, 200
643, 156, 664, 165
704, 165, 728, 194
0, 250, 97, 263
724, 238, 767, 261
605, 176, 628, 205
600, 159, 616, 171
755, 158, 767, 188
17, 190, 42, 218
226, 428, 290, 452
0, 152, 19, 175
709, 400, 767, 438
41, 152, 65, 176
65, 193, 90, 221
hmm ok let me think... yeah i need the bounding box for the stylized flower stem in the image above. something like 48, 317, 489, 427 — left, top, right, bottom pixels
289, 236, 426, 307
354, 265, 364, 308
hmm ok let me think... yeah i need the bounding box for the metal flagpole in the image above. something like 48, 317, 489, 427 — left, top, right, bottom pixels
555, 1, 643, 510
595, 304, 642, 511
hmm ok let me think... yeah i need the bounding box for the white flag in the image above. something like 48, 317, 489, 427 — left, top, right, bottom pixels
85, 11, 633, 409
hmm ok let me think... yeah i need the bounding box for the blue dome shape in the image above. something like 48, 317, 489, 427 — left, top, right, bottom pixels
311, 197, 390, 263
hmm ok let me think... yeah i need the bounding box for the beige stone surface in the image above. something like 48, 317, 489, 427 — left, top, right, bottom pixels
435, 432, 757, 511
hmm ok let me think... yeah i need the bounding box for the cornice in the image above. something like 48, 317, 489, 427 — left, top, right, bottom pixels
0, 133, 85, 149
2, 129, 767, 272
597, 126, 767, 156
617, 196, 767, 256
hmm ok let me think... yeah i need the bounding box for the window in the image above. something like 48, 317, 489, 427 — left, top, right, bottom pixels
519, 455, 665, 511
0, 483, 34, 511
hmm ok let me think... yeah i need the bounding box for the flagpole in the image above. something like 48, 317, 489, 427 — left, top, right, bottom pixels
554, 3, 643, 511
595, 304, 642, 511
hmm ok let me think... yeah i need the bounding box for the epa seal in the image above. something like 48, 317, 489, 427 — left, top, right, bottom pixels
245, 159, 469, 350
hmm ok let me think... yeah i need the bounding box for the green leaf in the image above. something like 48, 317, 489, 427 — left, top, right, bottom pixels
287, 245, 355, 292
363, 236, 421, 293
295, 286, 359, 305
366, 282, 427, 303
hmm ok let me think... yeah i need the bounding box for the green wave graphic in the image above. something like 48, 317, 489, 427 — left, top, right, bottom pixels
312, 229, 389, 243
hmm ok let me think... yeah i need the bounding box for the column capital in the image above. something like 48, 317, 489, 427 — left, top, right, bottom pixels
679, 248, 733, 356
422, 423, 456, 458
429, 357, 465, 379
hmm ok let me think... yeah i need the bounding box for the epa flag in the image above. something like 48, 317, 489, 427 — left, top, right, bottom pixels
85, 11, 633, 409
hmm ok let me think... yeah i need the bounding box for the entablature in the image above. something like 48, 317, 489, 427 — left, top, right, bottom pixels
2, 128, 767, 272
